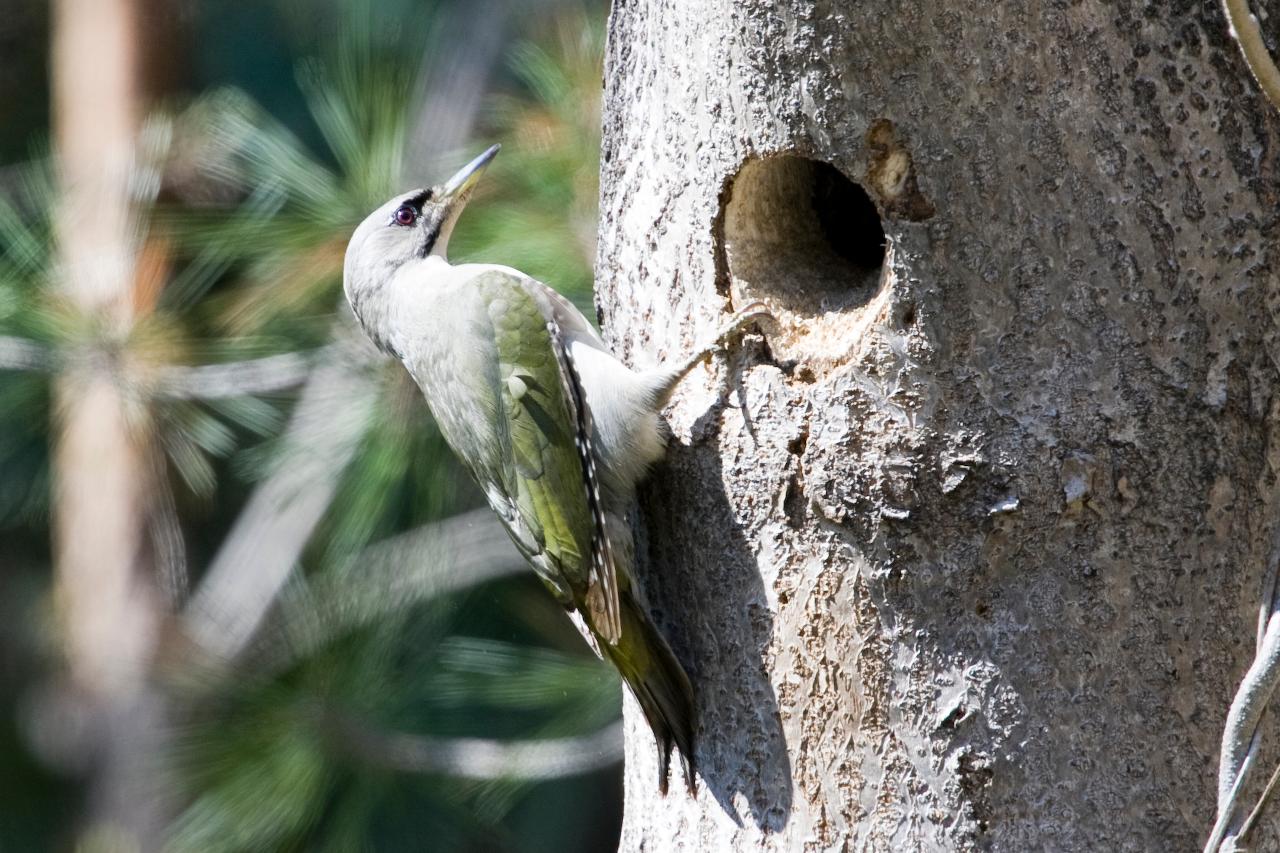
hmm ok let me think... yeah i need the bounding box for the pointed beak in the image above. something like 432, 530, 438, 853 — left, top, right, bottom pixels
441, 144, 500, 201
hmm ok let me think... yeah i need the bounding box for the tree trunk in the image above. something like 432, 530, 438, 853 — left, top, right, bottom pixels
596, 1, 1280, 849
51, 0, 174, 845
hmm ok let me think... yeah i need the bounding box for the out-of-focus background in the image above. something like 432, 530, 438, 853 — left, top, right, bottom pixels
0, 0, 620, 850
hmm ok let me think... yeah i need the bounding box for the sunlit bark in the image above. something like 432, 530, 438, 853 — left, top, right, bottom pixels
598, 1, 1280, 849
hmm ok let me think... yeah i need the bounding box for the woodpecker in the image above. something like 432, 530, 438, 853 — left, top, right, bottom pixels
342, 144, 768, 794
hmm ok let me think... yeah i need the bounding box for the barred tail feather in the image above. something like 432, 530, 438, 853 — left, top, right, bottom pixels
602, 592, 696, 795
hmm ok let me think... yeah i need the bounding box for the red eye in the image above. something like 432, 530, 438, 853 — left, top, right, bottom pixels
394, 204, 417, 226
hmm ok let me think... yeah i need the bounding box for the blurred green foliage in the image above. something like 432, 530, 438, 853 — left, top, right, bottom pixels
0, 1, 618, 850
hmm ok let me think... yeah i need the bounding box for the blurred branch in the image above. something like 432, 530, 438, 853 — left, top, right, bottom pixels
0, 335, 55, 371
146, 443, 189, 607
153, 349, 323, 399
405, 0, 509, 181
255, 508, 524, 674
182, 326, 380, 662
0, 337, 321, 404
332, 714, 623, 780
51, 0, 172, 845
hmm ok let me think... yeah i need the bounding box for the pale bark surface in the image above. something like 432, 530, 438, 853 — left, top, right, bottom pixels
595, 1, 1280, 850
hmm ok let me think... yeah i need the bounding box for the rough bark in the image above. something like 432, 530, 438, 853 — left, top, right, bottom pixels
595, 1, 1280, 850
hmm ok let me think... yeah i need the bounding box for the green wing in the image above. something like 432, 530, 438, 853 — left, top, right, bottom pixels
472, 270, 622, 643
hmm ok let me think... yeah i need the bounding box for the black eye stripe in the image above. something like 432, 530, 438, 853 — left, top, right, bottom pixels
389, 189, 435, 227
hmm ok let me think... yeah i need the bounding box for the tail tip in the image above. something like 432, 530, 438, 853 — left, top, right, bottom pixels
656, 735, 697, 797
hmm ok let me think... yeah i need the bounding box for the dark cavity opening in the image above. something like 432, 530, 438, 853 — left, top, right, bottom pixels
812, 161, 886, 271
720, 155, 887, 316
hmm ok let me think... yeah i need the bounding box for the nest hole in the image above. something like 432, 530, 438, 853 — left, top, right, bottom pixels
722, 155, 886, 316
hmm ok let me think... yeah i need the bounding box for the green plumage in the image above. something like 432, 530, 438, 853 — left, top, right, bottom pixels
404, 268, 694, 792
485, 277, 595, 590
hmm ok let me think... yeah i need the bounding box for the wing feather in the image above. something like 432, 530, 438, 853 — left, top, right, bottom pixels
472, 270, 622, 644
547, 314, 622, 644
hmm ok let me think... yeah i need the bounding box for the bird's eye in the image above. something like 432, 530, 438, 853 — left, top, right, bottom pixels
393, 204, 417, 226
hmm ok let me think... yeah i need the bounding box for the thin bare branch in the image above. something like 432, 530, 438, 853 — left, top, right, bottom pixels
1209, 737, 1261, 853
0, 335, 56, 371
1210, 531, 1280, 852
332, 714, 623, 780
252, 508, 525, 674
1224, 0, 1280, 115
1238, 754, 1280, 845
181, 329, 381, 662
153, 350, 319, 399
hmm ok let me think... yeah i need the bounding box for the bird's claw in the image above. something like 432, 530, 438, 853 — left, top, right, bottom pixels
713, 300, 773, 348
734, 300, 772, 322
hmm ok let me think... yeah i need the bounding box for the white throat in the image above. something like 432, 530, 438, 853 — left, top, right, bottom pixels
429, 209, 465, 261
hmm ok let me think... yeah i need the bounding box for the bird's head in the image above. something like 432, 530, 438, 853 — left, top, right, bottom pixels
344, 144, 499, 349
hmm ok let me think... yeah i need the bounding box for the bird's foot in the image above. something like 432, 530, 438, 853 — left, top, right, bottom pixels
651, 302, 775, 405
704, 301, 771, 356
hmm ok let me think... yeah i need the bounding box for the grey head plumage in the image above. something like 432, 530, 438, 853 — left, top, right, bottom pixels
343, 144, 500, 355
